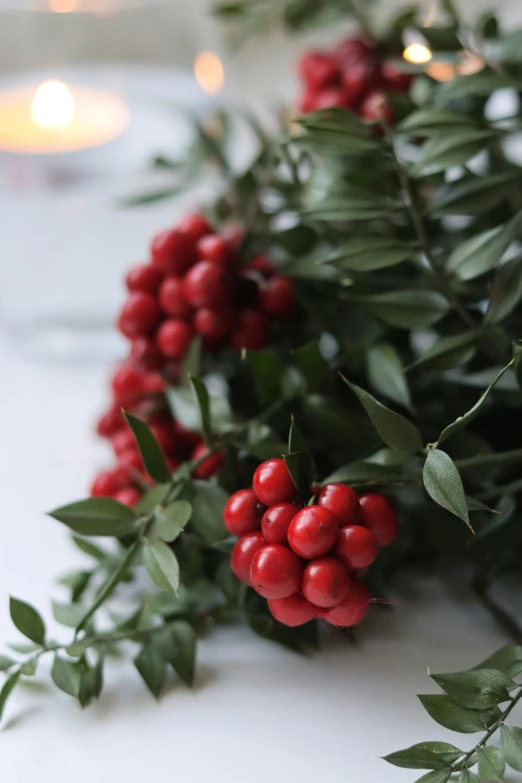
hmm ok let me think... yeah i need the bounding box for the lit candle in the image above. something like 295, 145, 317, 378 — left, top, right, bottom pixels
0, 79, 129, 154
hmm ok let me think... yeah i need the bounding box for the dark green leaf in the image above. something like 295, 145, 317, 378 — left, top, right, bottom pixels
341, 376, 423, 453
416, 130, 497, 176
320, 461, 402, 486
466, 496, 502, 514
143, 541, 180, 594
78, 660, 103, 708
189, 376, 212, 443
423, 449, 470, 527
244, 349, 284, 404
477, 746, 505, 781
419, 695, 495, 733
184, 481, 228, 543
0, 671, 20, 721
485, 255, 522, 324
9, 597, 45, 646
179, 336, 202, 384
431, 669, 514, 709
155, 500, 192, 543
419, 24, 460, 50
71, 536, 106, 561
124, 412, 171, 484
501, 725, 522, 772
475, 645, 522, 678
446, 213, 522, 281
272, 224, 319, 257
367, 343, 411, 410
136, 483, 170, 516
20, 658, 37, 676
384, 741, 463, 769
168, 621, 196, 686
409, 332, 477, 372
414, 772, 451, 783
458, 769, 479, 783
284, 452, 314, 499
399, 108, 474, 136
323, 237, 413, 271
51, 655, 82, 698
0, 655, 15, 672
294, 340, 328, 391
52, 601, 88, 629
134, 644, 166, 699
437, 70, 519, 101
49, 497, 138, 537
358, 290, 449, 328
433, 172, 522, 216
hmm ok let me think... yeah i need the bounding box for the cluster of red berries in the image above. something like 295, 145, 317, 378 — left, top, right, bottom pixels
117, 213, 294, 362
298, 37, 412, 122
224, 458, 398, 628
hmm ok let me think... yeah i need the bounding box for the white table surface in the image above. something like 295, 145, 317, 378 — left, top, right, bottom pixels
0, 339, 518, 781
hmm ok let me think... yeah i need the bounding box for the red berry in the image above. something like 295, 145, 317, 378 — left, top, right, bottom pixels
112, 428, 136, 457
358, 493, 398, 547
150, 228, 195, 275
360, 91, 393, 124
196, 234, 230, 266
96, 406, 124, 438
245, 255, 275, 278
230, 309, 269, 350
381, 61, 413, 92
118, 292, 161, 338
193, 308, 234, 341
141, 372, 167, 395
302, 557, 351, 608
221, 225, 243, 253
253, 458, 296, 506
325, 579, 370, 627
250, 544, 303, 600
223, 489, 263, 536
299, 89, 319, 114
177, 213, 213, 242
118, 448, 144, 474
336, 525, 379, 570
298, 52, 338, 89
157, 319, 194, 359
90, 468, 129, 497
114, 487, 142, 507
335, 38, 375, 66
111, 364, 144, 407
268, 593, 317, 627
261, 503, 298, 545
150, 422, 177, 457
159, 277, 193, 319
259, 277, 294, 317
230, 532, 265, 585
126, 264, 163, 295
342, 61, 379, 104
287, 506, 338, 559
130, 336, 163, 370
314, 87, 346, 110
183, 261, 231, 309
191, 442, 224, 479
317, 483, 359, 526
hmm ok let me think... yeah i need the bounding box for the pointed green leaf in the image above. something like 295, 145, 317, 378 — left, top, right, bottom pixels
477, 747, 505, 781
485, 255, 522, 324
416, 130, 497, 176
384, 741, 463, 769
184, 480, 228, 543
446, 213, 522, 281
20, 658, 37, 676
283, 452, 314, 499
419, 695, 496, 733
475, 645, 522, 678
359, 290, 449, 328
71, 536, 106, 561
168, 621, 196, 686
52, 601, 89, 629
423, 449, 470, 527
436, 69, 519, 101
155, 500, 192, 543
320, 461, 402, 486
0, 655, 15, 672
501, 725, 522, 772
49, 497, 138, 537
0, 671, 20, 721
409, 332, 477, 372
143, 541, 180, 594
294, 340, 328, 391
124, 412, 171, 484
323, 237, 413, 271
458, 769, 479, 783
431, 669, 514, 709
51, 655, 82, 698
244, 349, 284, 405
367, 343, 411, 410
179, 336, 202, 385
414, 772, 451, 783
399, 108, 474, 136
341, 376, 423, 453
9, 597, 45, 645
189, 376, 212, 443
433, 172, 522, 216
134, 644, 166, 699
136, 483, 170, 516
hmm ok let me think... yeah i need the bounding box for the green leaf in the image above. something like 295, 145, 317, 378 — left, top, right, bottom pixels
288, 417, 313, 465
398, 108, 474, 136
189, 376, 212, 443
136, 483, 170, 515
302, 188, 391, 222
124, 412, 171, 484
51, 655, 82, 698
367, 343, 411, 410
359, 290, 449, 328
501, 725, 522, 772
475, 645, 522, 678
71, 536, 106, 561
49, 497, 138, 537
52, 601, 89, 629
0, 671, 20, 721
168, 621, 196, 686
296, 108, 380, 154
155, 500, 192, 543
446, 213, 522, 281
431, 669, 514, 709
341, 376, 423, 453
423, 449, 470, 528
320, 461, 402, 486
416, 130, 497, 176
185, 480, 229, 543
384, 741, 463, 769
458, 769, 479, 783
323, 237, 413, 271
433, 172, 522, 216
414, 772, 451, 783
477, 747, 505, 781
409, 332, 477, 372
134, 644, 166, 699
419, 695, 495, 733
9, 597, 45, 645
436, 69, 519, 101
485, 255, 522, 324
294, 340, 328, 391
284, 452, 314, 499
143, 541, 180, 594
438, 360, 515, 445
0, 655, 15, 672
20, 658, 37, 676
244, 349, 284, 405
78, 658, 104, 708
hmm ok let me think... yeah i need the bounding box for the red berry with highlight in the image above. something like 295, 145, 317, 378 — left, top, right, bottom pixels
317, 483, 359, 526
360, 90, 393, 124
111, 364, 144, 407
230, 309, 269, 350
268, 594, 317, 627
261, 503, 298, 545
336, 525, 379, 570
177, 213, 212, 242
325, 579, 370, 627
250, 544, 303, 600
191, 442, 224, 479
314, 87, 346, 110
114, 487, 142, 507
118, 448, 144, 474
118, 292, 161, 338
90, 468, 129, 497
196, 234, 230, 266
112, 428, 136, 457
130, 336, 163, 370
259, 277, 294, 317
287, 505, 338, 559
193, 308, 234, 341
231, 532, 265, 586
223, 489, 263, 537
183, 261, 231, 309
96, 406, 123, 438
253, 458, 296, 506
150, 228, 195, 275
302, 557, 351, 608
298, 52, 338, 88
358, 493, 398, 547
159, 277, 193, 319
126, 264, 163, 295
157, 319, 194, 359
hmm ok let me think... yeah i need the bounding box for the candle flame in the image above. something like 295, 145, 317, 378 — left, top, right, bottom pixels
31, 80, 76, 130
194, 51, 224, 95
403, 43, 433, 65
